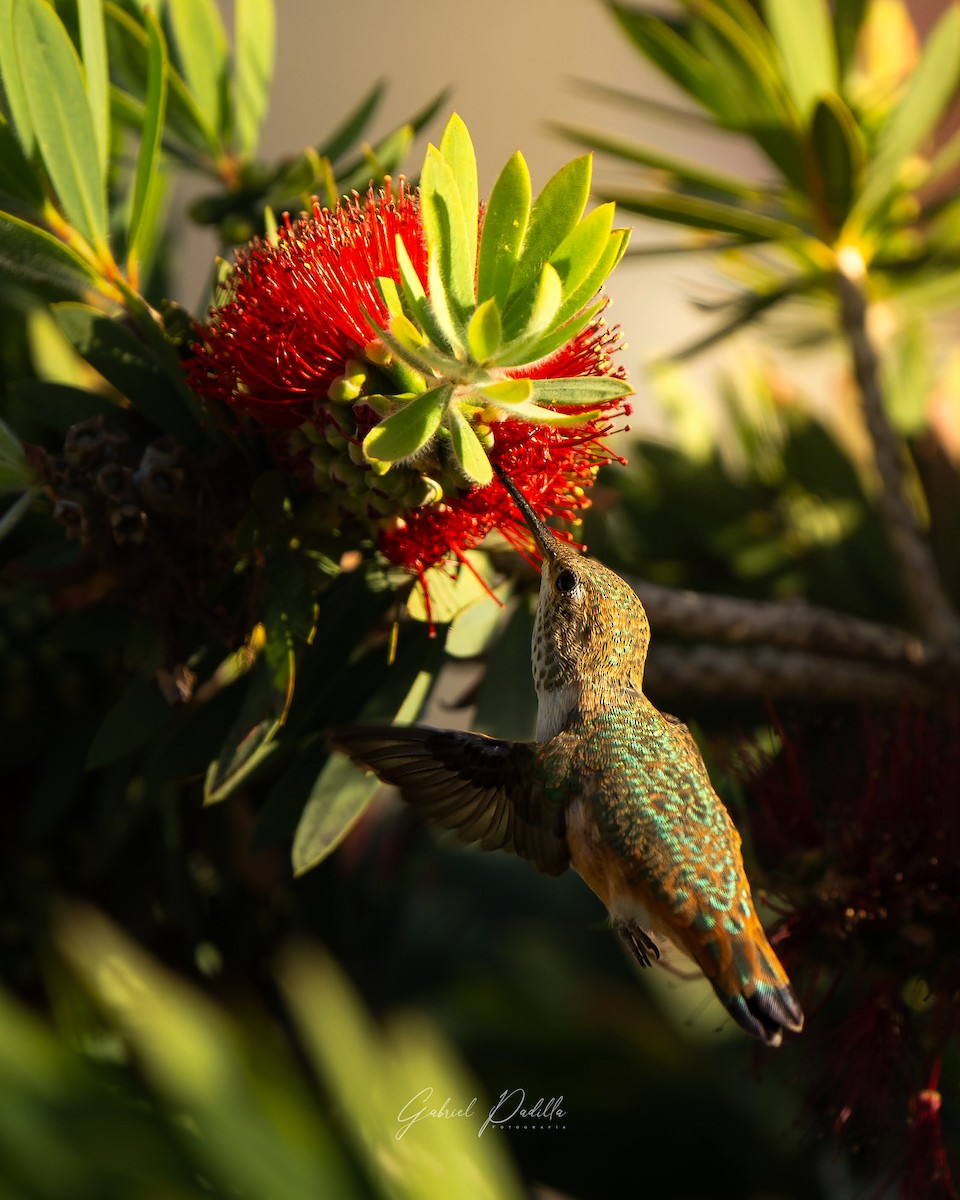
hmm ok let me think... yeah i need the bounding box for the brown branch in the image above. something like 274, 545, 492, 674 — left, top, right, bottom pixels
629, 578, 960, 685
836, 269, 960, 646
644, 644, 938, 706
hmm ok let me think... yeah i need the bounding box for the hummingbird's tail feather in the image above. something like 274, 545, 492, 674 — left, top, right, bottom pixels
704, 921, 804, 1047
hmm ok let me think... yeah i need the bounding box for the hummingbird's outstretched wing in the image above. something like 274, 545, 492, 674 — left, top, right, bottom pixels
329, 725, 570, 876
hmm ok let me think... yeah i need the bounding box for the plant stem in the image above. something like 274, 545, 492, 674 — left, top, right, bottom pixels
836, 269, 960, 645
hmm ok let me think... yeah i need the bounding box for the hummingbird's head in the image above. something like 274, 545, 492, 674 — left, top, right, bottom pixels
498, 474, 650, 699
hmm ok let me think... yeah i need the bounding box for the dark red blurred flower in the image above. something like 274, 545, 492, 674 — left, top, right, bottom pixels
742, 704, 960, 1194
185, 182, 629, 592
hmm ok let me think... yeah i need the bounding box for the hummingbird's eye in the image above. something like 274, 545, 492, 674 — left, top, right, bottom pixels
555, 568, 579, 594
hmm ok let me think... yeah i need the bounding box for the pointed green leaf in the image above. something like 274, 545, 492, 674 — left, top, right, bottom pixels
856, 4, 960, 221
527, 377, 632, 406
235, 0, 275, 155
78, 0, 109, 177
0, 210, 100, 299
550, 226, 629, 330
609, 5, 719, 110
362, 384, 452, 462
447, 404, 493, 486
126, 9, 167, 266
363, 311, 458, 379
509, 155, 592, 300
555, 123, 762, 201
477, 150, 531, 309
421, 144, 473, 346
495, 398, 601, 427
467, 298, 502, 363
316, 81, 384, 162
834, 0, 869, 79
438, 113, 478, 278
13, 0, 108, 248
0, 0, 35, 154
166, 0, 229, 142
763, 0, 837, 122
393, 235, 451, 351
388, 311, 427, 353
293, 665, 437, 875
550, 203, 615, 297
599, 187, 803, 243
292, 755, 380, 875
0, 487, 38, 543
476, 378, 533, 405
518, 261, 563, 343
376, 274, 405, 321
494, 298, 604, 371
809, 93, 864, 232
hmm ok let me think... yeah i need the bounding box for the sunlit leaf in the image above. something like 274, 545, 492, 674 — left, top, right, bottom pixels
77, 0, 110, 178
126, 10, 167, 269
166, 0, 229, 143
447, 404, 493, 486
0, 210, 101, 299
13, 0, 108, 249
763, 0, 837, 122
234, 0, 275, 156
362, 384, 451, 462
477, 150, 531, 309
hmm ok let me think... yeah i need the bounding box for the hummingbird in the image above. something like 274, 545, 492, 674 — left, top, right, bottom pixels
330, 475, 803, 1046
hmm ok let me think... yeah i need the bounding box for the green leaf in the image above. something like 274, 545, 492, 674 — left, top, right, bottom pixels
126, 10, 167, 266
166, 0, 229, 143
467, 298, 502, 363
234, 0, 275, 155
609, 5, 718, 111
599, 187, 804, 243
316, 81, 384, 163
555, 123, 761, 201
438, 113, 479, 277
393, 235, 451, 352
856, 4, 960, 222
0, 487, 39, 543
809, 93, 865, 232
52, 302, 199, 438
495, 298, 604, 370
527, 377, 632, 405
78, 0, 110, 178
476, 378, 533, 405
492, 398, 601, 427
477, 150, 531, 309
0, 0, 35, 153
509, 155, 592, 302
421, 145, 474, 347
204, 650, 291, 805
13, 0, 108, 249
505, 261, 563, 347
291, 755, 380, 876
362, 384, 452, 462
549, 203, 615, 296
834, 0, 869, 80
447, 404, 493, 486
0, 210, 101, 299
292, 666, 437, 875
86, 673, 172, 769
763, 0, 837, 122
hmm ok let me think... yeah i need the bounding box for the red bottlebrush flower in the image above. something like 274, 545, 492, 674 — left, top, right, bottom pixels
741, 704, 960, 1189
185, 179, 630, 595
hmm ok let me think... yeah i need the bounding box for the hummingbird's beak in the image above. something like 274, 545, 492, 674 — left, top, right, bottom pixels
496, 469, 559, 562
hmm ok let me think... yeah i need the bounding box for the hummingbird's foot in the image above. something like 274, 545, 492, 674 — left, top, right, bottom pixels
615, 919, 661, 969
